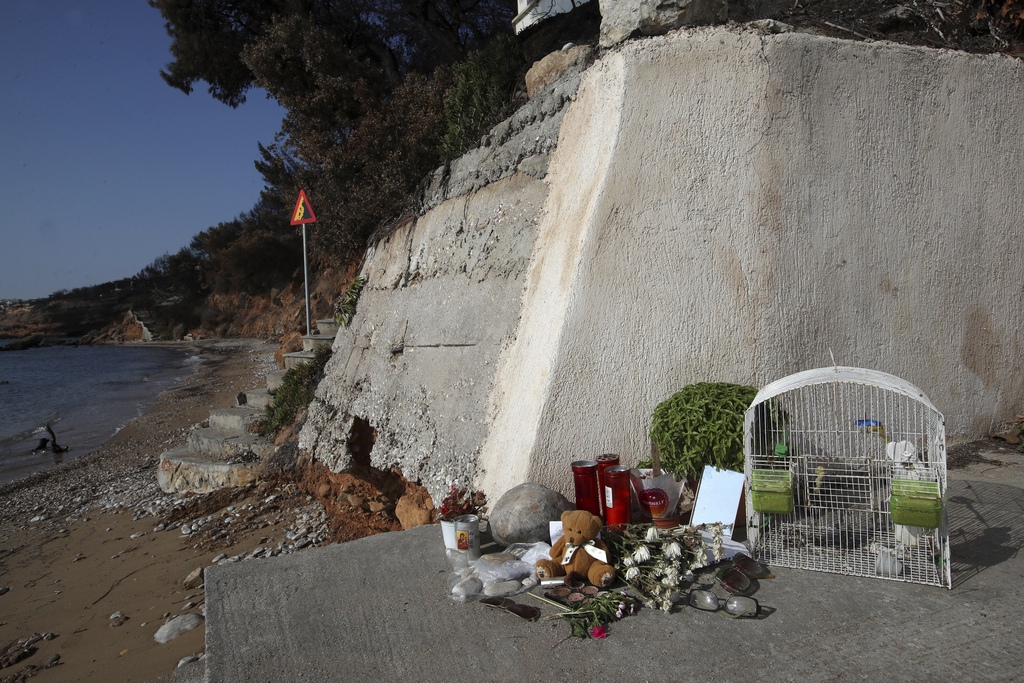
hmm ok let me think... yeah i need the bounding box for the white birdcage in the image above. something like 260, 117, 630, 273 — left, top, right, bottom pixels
743, 367, 951, 588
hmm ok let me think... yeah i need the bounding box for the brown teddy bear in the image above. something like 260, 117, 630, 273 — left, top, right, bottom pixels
535, 509, 615, 587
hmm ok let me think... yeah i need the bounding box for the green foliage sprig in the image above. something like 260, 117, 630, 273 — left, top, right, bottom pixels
650, 382, 758, 479
333, 276, 367, 328
256, 346, 331, 437
555, 592, 642, 639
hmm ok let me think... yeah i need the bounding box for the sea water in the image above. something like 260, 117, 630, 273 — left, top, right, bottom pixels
0, 343, 198, 485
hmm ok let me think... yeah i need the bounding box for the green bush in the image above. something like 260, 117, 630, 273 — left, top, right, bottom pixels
257, 346, 332, 437
439, 33, 523, 161
649, 382, 759, 480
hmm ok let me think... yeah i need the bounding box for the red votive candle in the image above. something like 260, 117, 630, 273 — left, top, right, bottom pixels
595, 454, 620, 517
571, 460, 601, 518
603, 465, 633, 528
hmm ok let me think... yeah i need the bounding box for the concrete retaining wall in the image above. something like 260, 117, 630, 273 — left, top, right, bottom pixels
302, 26, 1024, 503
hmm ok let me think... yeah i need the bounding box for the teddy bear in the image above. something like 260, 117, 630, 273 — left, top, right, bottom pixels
535, 509, 615, 587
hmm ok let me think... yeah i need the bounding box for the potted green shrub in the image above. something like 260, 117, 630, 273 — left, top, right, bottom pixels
649, 382, 758, 480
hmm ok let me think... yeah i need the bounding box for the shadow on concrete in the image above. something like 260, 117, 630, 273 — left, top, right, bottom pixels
947, 479, 1024, 588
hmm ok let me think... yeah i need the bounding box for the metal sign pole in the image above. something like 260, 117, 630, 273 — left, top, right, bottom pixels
290, 189, 317, 338
302, 223, 311, 337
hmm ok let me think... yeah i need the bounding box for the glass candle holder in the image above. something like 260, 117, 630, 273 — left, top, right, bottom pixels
595, 454, 620, 517
603, 465, 633, 528
571, 460, 601, 518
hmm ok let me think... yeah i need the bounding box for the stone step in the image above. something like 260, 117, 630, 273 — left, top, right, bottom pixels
316, 318, 339, 336
239, 387, 273, 410
187, 427, 273, 461
266, 370, 287, 392
302, 333, 335, 352
209, 406, 264, 432
283, 351, 316, 371
157, 448, 259, 494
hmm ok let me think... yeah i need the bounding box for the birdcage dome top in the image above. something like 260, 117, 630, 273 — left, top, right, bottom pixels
751, 366, 942, 418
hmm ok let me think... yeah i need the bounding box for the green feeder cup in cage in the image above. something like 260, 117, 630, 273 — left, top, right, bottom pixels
751, 468, 794, 515
890, 479, 943, 529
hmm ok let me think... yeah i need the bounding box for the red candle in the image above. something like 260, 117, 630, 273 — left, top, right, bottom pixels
603, 465, 633, 528
595, 454, 620, 517
571, 460, 601, 518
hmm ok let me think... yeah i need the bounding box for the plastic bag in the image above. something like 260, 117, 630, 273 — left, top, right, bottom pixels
445, 547, 541, 603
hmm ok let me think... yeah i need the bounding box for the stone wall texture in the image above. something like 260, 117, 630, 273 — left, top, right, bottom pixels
301, 26, 1024, 504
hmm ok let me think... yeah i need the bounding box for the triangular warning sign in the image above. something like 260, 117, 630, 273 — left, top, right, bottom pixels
290, 189, 317, 225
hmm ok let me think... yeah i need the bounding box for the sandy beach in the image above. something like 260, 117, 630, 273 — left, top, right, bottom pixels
0, 339, 326, 683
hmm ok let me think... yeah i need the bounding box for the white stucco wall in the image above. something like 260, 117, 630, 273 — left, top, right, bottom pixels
478, 28, 1024, 499
307, 26, 1024, 505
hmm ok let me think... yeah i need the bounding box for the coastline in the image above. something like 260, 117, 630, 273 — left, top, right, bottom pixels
0, 338, 287, 682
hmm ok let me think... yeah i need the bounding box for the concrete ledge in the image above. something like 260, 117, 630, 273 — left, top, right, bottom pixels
208, 406, 263, 433
241, 388, 273, 410
266, 370, 287, 392
282, 351, 315, 371
301, 334, 334, 352
157, 452, 259, 494
315, 319, 339, 336
204, 476, 1024, 681
186, 428, 272, 460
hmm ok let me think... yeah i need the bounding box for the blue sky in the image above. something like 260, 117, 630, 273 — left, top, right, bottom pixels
0, 1, 286, 300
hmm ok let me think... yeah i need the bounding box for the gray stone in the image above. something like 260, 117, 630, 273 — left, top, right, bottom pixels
488, 483, 572, 546
600, 0, 728, 47
154, 613, 205, 644
0, 586, 9, 596
183, 567, 204, 590
483, 580, 521, 597
451, 576, 483, 598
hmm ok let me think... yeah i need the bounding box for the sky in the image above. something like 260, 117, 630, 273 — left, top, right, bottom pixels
0, 1, 287, 301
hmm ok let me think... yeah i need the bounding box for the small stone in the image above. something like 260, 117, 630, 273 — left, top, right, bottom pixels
483, 580, 522, 597
43, 653, 61, 667
178, 655, 200, 668
154, 613, 204, 644
110, 611, 125, 620
0, 586, 9, 596
451, 576, 483, 598
182, 567, 204, 590
180, 525, 192, 535
395, 491, 433, 530
154, 524, 166, 532
212, 553, 227, 563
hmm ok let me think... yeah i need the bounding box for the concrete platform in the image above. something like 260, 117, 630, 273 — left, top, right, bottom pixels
204, 465, 1023, 682
157, 450, 259, 494
239, 388, 273, 410
208, 406, 264, 433
302, 334, 335, 352
186, 428, 273, 461
282, 351, 315, 371
266, 370, 287, 392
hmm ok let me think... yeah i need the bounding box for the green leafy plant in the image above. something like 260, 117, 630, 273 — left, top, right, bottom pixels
649, 382, 758, 479
439, 33, 523, 161
333, 276, 367, 328
256, 346, 331, 437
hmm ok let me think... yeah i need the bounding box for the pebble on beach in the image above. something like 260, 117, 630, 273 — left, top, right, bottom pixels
154, 614, 205, 644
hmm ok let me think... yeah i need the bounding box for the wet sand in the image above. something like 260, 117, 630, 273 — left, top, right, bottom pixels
0, 339, 311, 683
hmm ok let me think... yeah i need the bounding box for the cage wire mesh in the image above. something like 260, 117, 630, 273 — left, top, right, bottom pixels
743, 367, 951, 588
